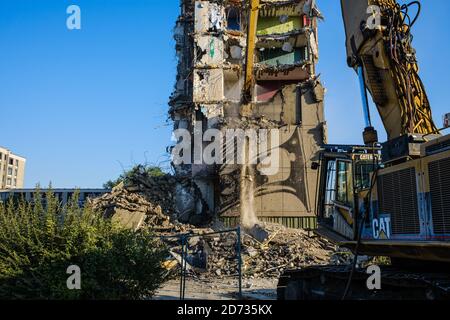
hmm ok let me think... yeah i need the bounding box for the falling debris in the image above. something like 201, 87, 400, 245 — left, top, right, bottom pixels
240, 141, 258, 230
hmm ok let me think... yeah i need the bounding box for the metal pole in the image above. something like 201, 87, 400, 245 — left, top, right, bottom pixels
182, 237, 188, 300
179, 235, 185, 300
173, 230, 243, 300
237, 226, 243, 299
357, 66, 372, 128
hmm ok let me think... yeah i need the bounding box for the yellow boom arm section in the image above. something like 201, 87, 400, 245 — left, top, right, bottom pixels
341, 0, 437, 140
243, 0, 260, 103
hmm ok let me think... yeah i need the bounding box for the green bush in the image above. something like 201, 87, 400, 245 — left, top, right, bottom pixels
0, 189, 169, 300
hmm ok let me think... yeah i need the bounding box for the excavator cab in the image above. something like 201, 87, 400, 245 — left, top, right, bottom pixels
314, 138, 450, 264
314, 145, 381, 241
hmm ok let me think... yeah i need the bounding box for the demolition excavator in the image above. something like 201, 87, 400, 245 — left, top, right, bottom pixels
245, 0, 450, 299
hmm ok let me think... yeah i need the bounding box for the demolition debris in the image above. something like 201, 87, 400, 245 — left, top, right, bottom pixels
91, 183, 173, 232
90, 179, 351, 279
91, 165, 211, 227
185, 224, 350, 279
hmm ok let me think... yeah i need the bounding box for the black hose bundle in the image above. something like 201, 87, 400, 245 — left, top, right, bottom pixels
342, 154, 380, 300
377, 0, 437, 135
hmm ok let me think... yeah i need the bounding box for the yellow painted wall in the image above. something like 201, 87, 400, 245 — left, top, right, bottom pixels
257, 16, 302, 35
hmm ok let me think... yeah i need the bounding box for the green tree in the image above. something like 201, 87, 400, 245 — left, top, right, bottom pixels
103, 165, 166, 189
0, 188, 169, 300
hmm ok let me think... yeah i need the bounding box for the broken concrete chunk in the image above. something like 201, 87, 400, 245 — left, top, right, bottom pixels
194, 1, 224, 33
111, 209, 146, 232
188, 236, 200, 247
246, 224, 270, 243
246, 247, 259, 258
309, 32, 319, 58
112, 181, 125, 193
170, 251, 194, 271
193, 69, 224, 103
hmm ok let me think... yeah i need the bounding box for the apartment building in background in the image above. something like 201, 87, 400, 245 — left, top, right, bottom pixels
0, 146, 26, 190
0, 189, 109, 207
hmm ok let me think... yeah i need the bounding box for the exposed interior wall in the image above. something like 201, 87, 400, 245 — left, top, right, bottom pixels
218, 81, 326, 219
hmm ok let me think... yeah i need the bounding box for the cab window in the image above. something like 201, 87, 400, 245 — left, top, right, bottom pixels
354, 161, 375, 190
336, 161, 353, 207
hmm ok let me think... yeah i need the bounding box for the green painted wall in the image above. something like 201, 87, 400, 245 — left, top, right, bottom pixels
257, 16, 302, 35
259, 48, 304, 66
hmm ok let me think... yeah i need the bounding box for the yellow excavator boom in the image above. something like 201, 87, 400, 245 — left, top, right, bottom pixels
341, 0, 438, 140
243, 0, 260, 103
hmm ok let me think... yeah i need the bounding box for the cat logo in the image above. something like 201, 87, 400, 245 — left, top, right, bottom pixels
373, 217, 391, 240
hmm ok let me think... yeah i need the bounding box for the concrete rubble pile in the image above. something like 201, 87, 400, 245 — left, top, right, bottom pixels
169, 223, 353, 279
91, 166, 211, 227
90, 181, 199, 233
125, 175, 179, 218
124, 167, 212, 225
90, 183, 175, 232
241, 225, 346, 277
91, 185, 352, 278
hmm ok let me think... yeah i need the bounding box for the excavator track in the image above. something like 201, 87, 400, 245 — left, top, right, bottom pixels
277, 265, 450, 300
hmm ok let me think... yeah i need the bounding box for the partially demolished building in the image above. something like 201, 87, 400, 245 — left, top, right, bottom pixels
169, 0, 326, 228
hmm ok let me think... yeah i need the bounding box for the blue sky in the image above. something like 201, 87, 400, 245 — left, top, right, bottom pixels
0, 0, 449, 188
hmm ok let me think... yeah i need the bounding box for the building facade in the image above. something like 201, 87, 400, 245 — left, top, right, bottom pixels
0, 189, 110, 207
0, 146, 26, 190
170, 0, 326, 228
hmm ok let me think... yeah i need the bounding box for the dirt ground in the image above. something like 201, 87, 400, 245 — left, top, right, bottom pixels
154, 277, 278, 300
